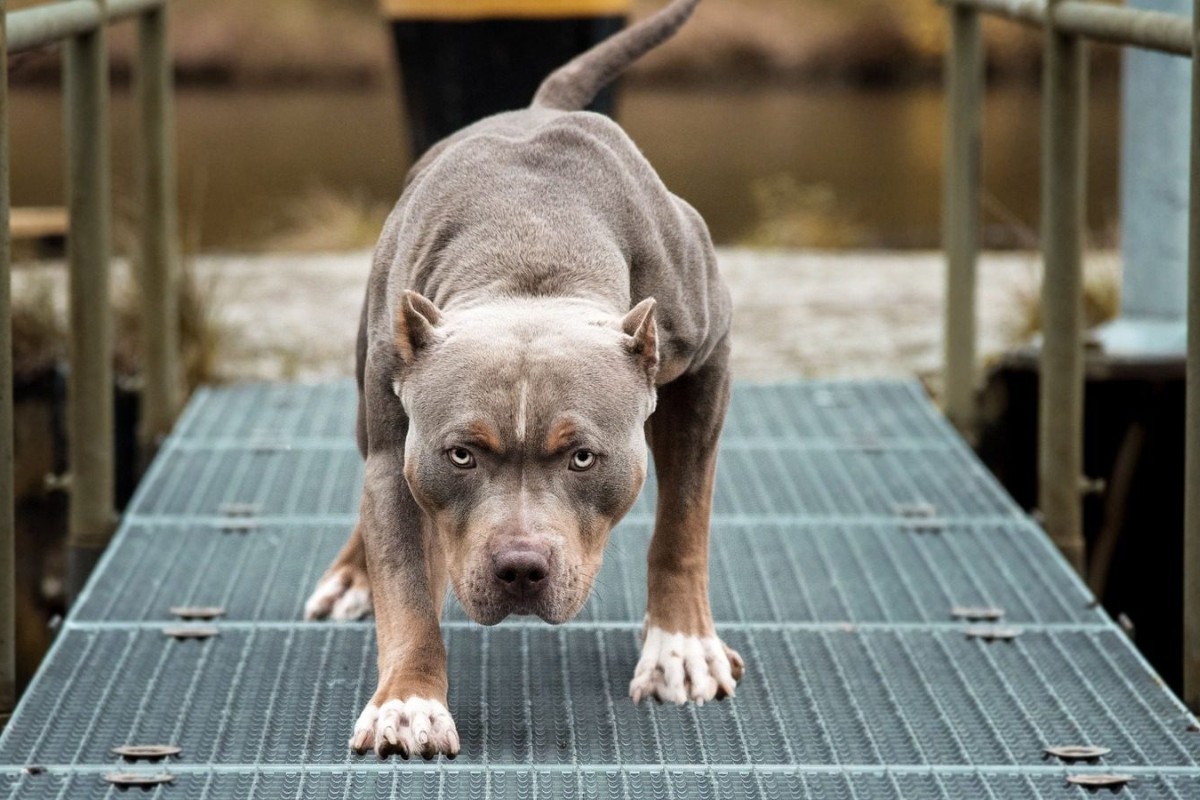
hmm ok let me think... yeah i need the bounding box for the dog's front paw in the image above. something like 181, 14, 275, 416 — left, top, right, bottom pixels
349, 697, 460, 759
304, 565, 372, 621
629, 625, 744, 706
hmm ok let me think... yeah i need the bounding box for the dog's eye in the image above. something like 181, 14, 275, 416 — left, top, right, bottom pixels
569, 450, 596, 471
447, 447, 476, 469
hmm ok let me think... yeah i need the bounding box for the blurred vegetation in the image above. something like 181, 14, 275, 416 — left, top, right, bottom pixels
7, 0, 1073, 88
741, 175, 866, 250
266, 186, 392, 253
11, 195, 226, 392
10, 277, 64, 379
1008, 258, 1123, 343
11, 260, 224, 393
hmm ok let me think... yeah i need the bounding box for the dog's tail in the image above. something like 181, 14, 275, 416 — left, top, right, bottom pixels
531, 0, 699, 112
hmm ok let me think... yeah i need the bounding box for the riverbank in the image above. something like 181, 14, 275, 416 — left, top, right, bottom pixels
6, 0, 1109, 89
11, 248, 1116, 388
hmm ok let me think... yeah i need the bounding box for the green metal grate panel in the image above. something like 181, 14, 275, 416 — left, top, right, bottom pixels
172, 381, 358, 441
2, 379, 1197, 799
72, 520, 1101, 625
5, 769, 1200, 800
126, 444, 1018, 520
3, 627, 1197, 769
171, 380, 957, 445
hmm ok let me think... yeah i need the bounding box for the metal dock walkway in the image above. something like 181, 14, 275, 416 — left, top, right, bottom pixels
2, 379, 1199, 798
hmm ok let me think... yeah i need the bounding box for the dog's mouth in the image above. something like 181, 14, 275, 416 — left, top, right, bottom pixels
452, 573, 592, 626
455, 591, 581, 626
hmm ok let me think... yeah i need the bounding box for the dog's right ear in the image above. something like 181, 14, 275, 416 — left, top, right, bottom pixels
395, 290, 443, 364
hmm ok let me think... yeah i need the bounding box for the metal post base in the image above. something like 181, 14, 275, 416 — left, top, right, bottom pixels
67, 544, 104, 604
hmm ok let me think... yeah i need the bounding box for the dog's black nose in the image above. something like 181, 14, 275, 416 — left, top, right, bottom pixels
492, 548, 550, 598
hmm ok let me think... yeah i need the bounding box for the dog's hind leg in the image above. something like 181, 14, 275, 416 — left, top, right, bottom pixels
304, 521, 373, 621
305, 297, 375, 621
630, 337, 744, 705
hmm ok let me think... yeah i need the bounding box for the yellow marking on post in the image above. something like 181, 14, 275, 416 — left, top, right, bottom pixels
380, 0, 631, 20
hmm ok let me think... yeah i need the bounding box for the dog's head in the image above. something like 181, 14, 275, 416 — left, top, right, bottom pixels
393, 291, 657, 624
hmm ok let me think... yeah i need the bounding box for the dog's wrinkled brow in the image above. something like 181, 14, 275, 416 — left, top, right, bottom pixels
444, 420, 504, 453
543, 419, 578, 456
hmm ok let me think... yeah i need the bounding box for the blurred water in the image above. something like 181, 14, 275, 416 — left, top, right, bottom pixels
9, 82, 1119, 251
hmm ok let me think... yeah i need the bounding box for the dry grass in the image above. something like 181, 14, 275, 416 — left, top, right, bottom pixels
264, 186, 391, 253
11, 277, 65, 379
112, 261, 226, 394
740, 174, 866, 250
12, 258, 225, 396
1007, 257, 1123, 343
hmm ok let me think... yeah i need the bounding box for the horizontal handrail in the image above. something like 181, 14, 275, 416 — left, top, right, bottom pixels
1058, 0, 1190, 55
9, 0, 163, 54
949, 0, 1044, 27
944, 0, 1192, 56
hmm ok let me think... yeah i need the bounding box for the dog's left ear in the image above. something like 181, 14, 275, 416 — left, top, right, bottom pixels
395, 290, 443, 364
621, 297, 659, 378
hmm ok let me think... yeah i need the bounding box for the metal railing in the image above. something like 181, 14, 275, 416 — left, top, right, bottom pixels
939, 0, 1200, 710
0, 0, 180, 722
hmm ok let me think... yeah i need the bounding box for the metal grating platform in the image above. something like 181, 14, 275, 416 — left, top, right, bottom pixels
2, 379, 1198, 798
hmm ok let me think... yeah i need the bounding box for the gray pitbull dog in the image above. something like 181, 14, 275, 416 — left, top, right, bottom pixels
304, 0, 742, 759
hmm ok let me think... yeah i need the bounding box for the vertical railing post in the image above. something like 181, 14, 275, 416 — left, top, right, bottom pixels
1184, 0, 1200, 714
0, 0, 16, 726
135, 3, 179, 465
64, 0, 115, 597
943, 1, 983, 434
1039, 0, 1089, 575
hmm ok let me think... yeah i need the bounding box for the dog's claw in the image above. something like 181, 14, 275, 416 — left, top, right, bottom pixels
350, 697, 459, 760
629, 625, 743, 706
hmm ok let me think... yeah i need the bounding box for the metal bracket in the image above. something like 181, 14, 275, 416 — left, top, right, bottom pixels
951, 605, 1005, 622
103, 771, 175, 787
1065, 774, 1133, 788
169, 606, 225, 621
1044, 744, 1111, 762
162, 625, 218, 640
219, 502, 260, 517
894, 502, 937, 518
965, 625, 1022, 641
218, 519, 259, 534
112, 744, 181, 761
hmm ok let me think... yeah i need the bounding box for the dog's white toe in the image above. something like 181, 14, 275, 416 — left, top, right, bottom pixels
629, 625, 741, 706
330, 586, 372, 620
303, 571, 372, 621
349, 698, 459, 759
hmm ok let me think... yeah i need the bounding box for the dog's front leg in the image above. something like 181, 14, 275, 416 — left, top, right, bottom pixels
631, 342, 744, 705
350, 452, 459, 759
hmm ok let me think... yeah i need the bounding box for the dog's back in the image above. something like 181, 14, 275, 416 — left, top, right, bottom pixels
381, 0, 727, 376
